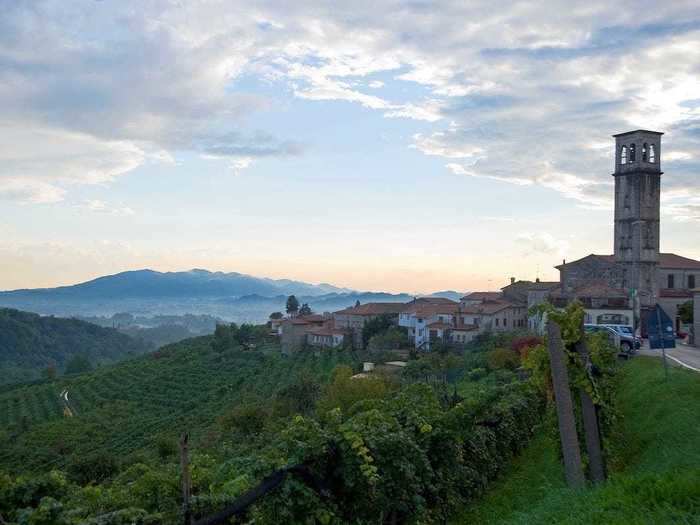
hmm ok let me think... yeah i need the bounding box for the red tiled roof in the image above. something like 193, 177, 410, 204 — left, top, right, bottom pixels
401, 299, 460, 317
334, 302, 404, 316
659, 288, 693, 298
460, 299, 522, 315
551, 283, 628, 299
427, 321, 453, 330
658, 253, 700, 270
308, 326, 348, 336
461, 291, 503, 301
556, 252, 700, 270
289, 314, 326, 325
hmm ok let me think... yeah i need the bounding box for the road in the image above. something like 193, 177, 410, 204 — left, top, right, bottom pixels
639, 341, 700, 372
59, 388, 76, 417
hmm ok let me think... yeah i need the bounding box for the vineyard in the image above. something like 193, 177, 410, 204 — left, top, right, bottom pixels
0, 337, 351, 473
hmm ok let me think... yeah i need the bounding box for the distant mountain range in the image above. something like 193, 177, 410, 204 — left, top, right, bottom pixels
0, 269, 465, 323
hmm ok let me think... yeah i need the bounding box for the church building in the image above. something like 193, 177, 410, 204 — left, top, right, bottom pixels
552, 130, 700, 334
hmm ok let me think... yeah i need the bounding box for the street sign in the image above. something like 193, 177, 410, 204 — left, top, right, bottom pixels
647, 304, 676, 350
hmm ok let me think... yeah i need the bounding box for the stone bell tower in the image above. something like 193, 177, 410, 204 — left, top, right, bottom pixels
612, 129, 663, 309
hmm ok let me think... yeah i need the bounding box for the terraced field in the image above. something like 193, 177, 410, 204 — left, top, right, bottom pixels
0, 337, 351, 473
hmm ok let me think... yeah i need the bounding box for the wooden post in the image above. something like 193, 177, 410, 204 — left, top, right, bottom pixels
576, 336, 606, 484
180, 433, 192, 525
547, 321, 585, 489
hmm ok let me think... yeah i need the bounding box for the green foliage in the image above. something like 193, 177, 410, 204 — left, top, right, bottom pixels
268, 312, 283, 320
361, 314, 395, 348
0, 332, 549, 525
64, 355, 93, 375
0, 308, 151, 386
66, 452, 118, 485
367, 326, 408, 351
298, 303, 312, 316
678, 300, 693, 324
486, 348, 521, 370
455, 358, 700, 525
316, 365, 391, 416
275, 370, 322, 417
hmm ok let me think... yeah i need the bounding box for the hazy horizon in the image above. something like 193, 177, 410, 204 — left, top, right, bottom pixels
2, 1, 700, 294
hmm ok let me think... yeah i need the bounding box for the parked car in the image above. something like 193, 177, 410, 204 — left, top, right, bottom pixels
584, 324, 637, 355
599, 324, 641, 350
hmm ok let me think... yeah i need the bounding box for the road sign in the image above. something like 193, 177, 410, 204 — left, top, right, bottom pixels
647, 304, 676, 350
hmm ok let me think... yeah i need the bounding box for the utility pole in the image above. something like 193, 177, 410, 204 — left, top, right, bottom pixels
180, 433, 192, 525
547, 320, 585, 489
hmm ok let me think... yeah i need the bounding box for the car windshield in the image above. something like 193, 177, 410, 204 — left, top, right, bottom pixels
615, 326, 634, 335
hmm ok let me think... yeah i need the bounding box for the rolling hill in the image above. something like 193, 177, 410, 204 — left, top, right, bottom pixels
0, 308, 152, 385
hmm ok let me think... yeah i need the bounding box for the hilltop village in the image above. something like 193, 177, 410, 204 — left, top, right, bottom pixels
275, 130, 700, 352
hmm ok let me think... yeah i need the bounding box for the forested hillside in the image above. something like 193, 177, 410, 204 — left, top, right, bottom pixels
0, 308, 152, 385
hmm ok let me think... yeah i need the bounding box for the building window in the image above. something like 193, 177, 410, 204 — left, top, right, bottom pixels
620, 145, 627, 164
629, 143, 636, 162
689, 275, 696, 289
649, 144, 656, 163
495, 318, 499, 327
642, 143, 648, 162
667, 274, 675, 289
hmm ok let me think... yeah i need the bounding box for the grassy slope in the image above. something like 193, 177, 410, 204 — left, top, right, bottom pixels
455, 357, 700, 524
0, 338, 349, 473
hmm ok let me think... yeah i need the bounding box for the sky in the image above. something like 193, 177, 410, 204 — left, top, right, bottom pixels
1, 0, 700, 294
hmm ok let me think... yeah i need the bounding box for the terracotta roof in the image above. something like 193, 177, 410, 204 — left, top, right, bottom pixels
308, 326, 348, 336
427, 321, 453, 330
401, 299, 460, 317
658, 253, 700, 270
659, 288, 693, 298
288, 314, 326, 325
451, 323, 479, 332
502, 280, 559, 291
552, 283, 628, 299
461, 291, 502, 301
556, 252, 700, 270
460, 299, 522, 315
334, 302, 404, 316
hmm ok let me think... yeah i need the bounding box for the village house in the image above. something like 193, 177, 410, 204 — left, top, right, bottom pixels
333, 302, 404, 349
458, 291, 528, 332
399, 298, 464, 350
279, 314, 327, 352
306, 323, 348, 349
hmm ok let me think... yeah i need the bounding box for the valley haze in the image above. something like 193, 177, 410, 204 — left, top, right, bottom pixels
0, 268, 464, 323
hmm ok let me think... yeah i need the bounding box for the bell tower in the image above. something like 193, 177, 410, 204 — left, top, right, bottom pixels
613, 129, 663, 308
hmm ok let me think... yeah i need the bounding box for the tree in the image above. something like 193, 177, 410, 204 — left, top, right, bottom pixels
286, 295, 300, 316
64, 355, 93, 375
269, 311, 284, 320
679, 301, 693, 324
355, 300, 361, 308
44, 364, 57, 380
299, 303, 312, 316
361, 314, 395, 348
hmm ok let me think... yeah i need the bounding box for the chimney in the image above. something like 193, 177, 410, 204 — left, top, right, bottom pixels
536, 277, 540, 283
510, 277, 515, 284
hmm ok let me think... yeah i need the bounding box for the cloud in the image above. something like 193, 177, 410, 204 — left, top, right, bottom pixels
516, 232, 571, 258
3, 0, 700, 217
80, 200, 136, 216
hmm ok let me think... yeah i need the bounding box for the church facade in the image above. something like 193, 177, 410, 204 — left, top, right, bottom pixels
552, 130, 700, 333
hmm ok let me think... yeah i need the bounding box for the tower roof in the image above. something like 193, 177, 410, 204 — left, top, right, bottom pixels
612, 129, 664, 137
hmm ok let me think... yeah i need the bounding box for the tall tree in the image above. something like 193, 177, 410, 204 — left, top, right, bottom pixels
269, 312, 284, 320
286, 295, 300, 316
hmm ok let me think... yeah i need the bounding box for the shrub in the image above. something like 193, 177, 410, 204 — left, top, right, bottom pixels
487, 347, 521, 370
